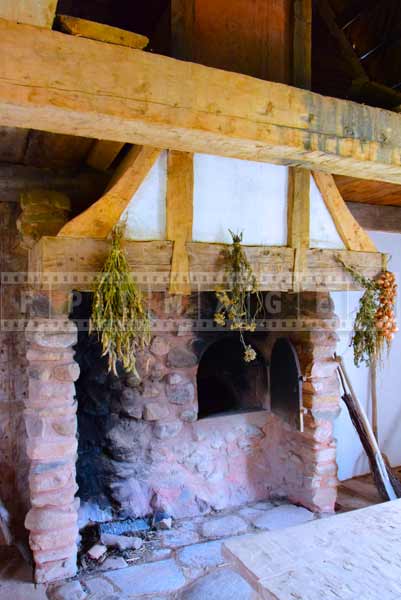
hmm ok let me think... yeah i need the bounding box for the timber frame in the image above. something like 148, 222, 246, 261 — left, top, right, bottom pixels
29, 236, 384, 293
2, 19, 401, 183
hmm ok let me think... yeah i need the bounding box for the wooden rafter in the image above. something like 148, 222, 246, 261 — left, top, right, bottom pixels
316, 0, 401, 110
312, 171, 377, 252
166, 151, 193, 295
58, 146, 161, 239
1, 20, 401, 183
86, 140, 125, 171
29, 236, 385, 293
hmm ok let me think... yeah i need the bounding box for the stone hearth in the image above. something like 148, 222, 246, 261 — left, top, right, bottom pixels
48, 498, 316, 600
22, 288, 340, 584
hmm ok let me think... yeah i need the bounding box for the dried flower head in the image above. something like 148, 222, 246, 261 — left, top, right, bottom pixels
244, 345, 257, 362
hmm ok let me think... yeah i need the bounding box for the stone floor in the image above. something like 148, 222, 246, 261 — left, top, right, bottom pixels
0, 476, 390, 600
46, 500, 316, 600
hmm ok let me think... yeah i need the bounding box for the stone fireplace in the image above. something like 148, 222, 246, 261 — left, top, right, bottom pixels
72, 290, 340, 531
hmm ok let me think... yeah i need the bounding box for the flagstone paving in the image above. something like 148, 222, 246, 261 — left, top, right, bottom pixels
45, 500, 315, 599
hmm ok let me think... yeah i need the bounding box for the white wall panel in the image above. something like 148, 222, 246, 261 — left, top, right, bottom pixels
122, 151, 167, 240
193, 154, 288, 245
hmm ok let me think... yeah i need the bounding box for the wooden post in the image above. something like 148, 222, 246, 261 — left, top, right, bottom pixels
288, 0, 312, 290
371, 358, 378, 441
166, 151, 194, 295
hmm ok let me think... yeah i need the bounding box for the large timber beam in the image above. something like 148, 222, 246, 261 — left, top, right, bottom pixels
1, 20, 401, 183
347, 202, 401, 234
28, 236, 384, 293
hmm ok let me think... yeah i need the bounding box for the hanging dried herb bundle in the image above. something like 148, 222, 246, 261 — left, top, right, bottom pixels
90, 224, 151, 376
339, 259, 398, 367
214, 231, 263, 362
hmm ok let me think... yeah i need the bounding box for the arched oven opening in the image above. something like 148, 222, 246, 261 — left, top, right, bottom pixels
197, 336, 268, 418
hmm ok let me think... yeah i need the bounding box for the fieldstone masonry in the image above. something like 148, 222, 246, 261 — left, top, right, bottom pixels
76, 291, 340, 533
24, 316, 80, 583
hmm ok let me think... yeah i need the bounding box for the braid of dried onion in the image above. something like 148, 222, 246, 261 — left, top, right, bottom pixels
338, 259, 398, 367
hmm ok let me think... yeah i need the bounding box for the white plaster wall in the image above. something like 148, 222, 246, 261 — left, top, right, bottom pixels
122, 151, 167, 240
333, 231, 401, 480
121, 151, 344, 249
310, 177, 344, 249
193, 154, 288, 245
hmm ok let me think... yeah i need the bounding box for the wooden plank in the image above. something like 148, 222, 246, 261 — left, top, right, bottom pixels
171, 0, 195, 60
347, 202, 401, 233
341, 477, 382, 504
86, 140, 125, 171
57, 15, 149, 49
29, 237, 173, 291
166, 151, 193, 294
2, 21, 401, 183
0, 164, 108, 206
335, 176, 401, 207
0, 126, 29, 163
293, 0, 312, 89
188, 243, 294, 292
287, 167, 310, 289
58, 146, 161, 239
312, 171, 377, 252
305, 248, 383, 290
172, 0, 292, 83
0, 0, 57, 28
23, 130, 93, 169
29, 236, 384, 292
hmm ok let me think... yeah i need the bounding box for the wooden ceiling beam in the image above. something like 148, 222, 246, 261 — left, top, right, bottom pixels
347, 202, 401, 234
2, 20, 401, 183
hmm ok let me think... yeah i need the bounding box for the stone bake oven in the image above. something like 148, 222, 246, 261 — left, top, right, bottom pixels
21, 153, 384, 584
73, 290, 339, 526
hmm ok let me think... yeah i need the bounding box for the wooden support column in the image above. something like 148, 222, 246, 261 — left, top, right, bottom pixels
288, 0, 312, 290
166, 151, 194, 295
287, 167, 310, 289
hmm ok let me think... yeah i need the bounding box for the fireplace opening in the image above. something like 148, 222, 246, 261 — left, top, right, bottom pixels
270, 337, 303, 430
197, 337, 268, 418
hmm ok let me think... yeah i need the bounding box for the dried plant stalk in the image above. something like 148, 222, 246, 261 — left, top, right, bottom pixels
90, 224, 151, 376
214, 230, 263, 362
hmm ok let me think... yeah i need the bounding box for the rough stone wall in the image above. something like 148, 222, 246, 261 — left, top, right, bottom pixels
24, 316, 80, 583
75, 291, 340, 524
0, 201, 30, 528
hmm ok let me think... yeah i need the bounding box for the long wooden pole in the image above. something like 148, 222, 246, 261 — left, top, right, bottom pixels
336, 355, 397, 501
370, 358, 378, 440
